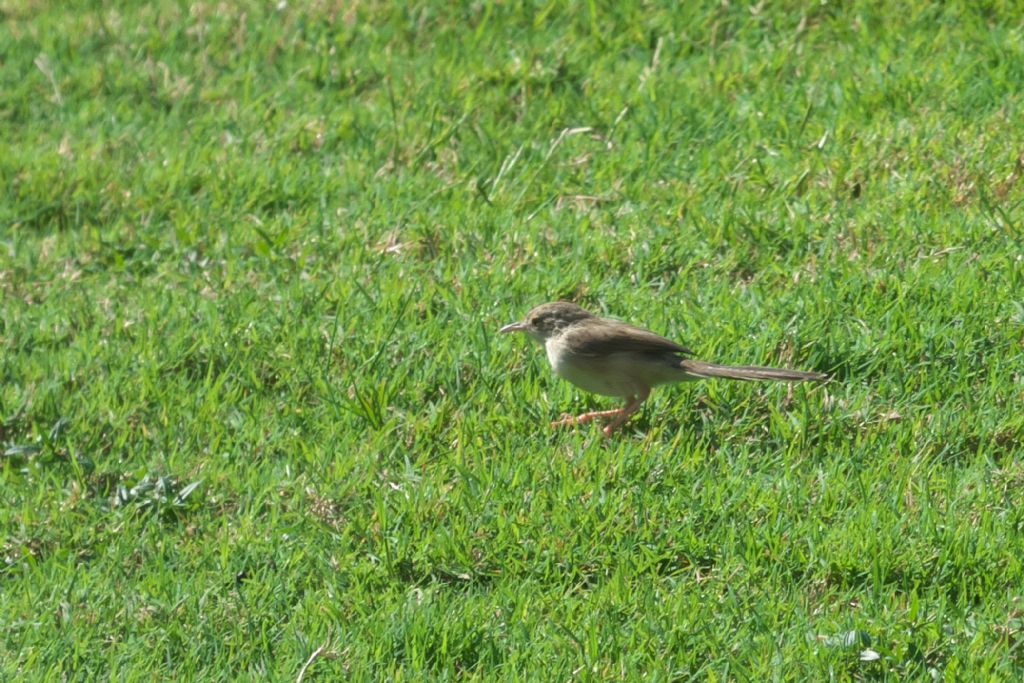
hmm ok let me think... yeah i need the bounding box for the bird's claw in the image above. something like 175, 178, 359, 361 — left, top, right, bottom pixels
550, 413, 577, 428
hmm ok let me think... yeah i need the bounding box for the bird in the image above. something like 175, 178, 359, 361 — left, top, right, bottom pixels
500, 301, 826, 436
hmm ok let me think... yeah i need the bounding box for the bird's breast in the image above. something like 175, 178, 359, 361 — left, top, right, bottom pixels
544, 339, 645, 397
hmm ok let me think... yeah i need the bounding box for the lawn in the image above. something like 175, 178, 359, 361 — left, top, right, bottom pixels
3, 1, 1024, 679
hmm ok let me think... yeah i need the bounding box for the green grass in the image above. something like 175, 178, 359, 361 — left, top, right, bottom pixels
3, 0, 1024, 679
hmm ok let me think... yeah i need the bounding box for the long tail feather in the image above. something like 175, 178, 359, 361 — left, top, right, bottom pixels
680, 360, 826, 382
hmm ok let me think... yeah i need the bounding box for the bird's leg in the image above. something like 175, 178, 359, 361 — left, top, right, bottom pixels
550, 388, 651, 435
601, 389, 650, 437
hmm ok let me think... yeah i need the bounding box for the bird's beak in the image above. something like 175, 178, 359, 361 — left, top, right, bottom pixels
499, 321, 528, 334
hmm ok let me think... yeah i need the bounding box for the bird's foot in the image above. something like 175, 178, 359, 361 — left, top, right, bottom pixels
550, 413, 579, 428
550, 409, 625, 430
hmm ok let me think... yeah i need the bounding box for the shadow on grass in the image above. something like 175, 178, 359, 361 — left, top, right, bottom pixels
391, 558, 500, 591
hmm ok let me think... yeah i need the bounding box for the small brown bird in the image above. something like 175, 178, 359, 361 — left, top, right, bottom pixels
500, 301, 826, 436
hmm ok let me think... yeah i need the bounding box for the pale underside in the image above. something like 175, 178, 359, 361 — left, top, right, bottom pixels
545, 340, 698, 398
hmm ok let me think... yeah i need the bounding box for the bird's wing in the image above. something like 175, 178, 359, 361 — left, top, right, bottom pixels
564, 320, 693, 357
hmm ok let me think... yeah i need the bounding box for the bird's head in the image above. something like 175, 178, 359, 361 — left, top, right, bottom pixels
499, 301, 595, 343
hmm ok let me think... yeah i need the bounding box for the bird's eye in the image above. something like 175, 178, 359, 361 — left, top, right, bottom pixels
528, 315, 539, 326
